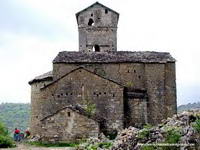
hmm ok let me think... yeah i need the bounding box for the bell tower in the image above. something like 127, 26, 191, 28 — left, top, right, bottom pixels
76, 2, 119, 52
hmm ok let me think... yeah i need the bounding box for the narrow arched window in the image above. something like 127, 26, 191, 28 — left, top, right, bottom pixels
68, 112, 71, 117
88, 18, 94, 26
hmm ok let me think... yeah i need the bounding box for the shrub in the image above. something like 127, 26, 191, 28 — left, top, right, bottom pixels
193, 119, 200, 133
0, 122, 15, 148
126, 82, 134, 88
98, 142, 112, 148
0, 122, 9, 136
161, 127, 181, 150
83, 99, 96, 116
107, 130, 118, 140
165, 127, 181, 143
138, 124, 152, 139
138, 129, 150, 139
0, 135, 15, 148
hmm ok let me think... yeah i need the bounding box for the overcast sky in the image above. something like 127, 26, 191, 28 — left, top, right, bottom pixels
0, 0, 200, 105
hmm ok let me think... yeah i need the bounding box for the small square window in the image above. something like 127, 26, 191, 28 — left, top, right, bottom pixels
68, 112, 71, 117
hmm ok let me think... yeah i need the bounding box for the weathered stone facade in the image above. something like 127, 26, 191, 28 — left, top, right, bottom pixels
40, 106, 99, 142
29, 2, 177, 142
76, 2, 118, 52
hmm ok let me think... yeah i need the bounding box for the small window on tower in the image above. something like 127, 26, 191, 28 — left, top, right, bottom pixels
105, 9, 108, 14
94, 45, 100, 52
88, 18, 94, 26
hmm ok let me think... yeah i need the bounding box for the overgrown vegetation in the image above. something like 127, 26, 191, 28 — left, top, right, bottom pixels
160, 127, 181, 150
0, 103, 30, 134
82, 142, 113, 150
125, 81, 134, 88
83, 99, 96, 116
106, 130, 118, 140
138, 124, 153, 139
193, 119, 200, 133
140, 126, 181, 150
164, 127, 181, 143
0, 122, 15, 148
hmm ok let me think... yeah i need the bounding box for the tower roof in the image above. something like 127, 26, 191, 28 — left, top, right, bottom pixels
76, 1, 119, 22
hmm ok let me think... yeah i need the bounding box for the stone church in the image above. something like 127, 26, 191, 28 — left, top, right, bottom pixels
29, 2, 177, 142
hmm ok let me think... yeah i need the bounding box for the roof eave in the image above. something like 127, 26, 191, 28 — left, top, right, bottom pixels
28, 77, 53, 85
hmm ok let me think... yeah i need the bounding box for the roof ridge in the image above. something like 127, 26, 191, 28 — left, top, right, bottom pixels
40, 104, 105, 123
53, 51, 176, 64
40, 67, 123, 90
76, 2, 119, 21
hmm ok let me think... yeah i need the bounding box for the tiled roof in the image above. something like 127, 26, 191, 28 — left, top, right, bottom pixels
53, 51, 176, 64
29, 71, 53, 85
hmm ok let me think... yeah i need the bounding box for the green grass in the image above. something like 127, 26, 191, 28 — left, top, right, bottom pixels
27, 141, 80, 147
141, 145, 157, 150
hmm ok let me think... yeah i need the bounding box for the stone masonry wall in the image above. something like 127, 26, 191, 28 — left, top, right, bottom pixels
144, 64, 166, 125
40, 108, 99, 142
79, 28, 117, 52
164, 63, 177, 118
31, 62, 176, 136
125, 98, 147, 128
53, 62, 176, 125
30, 80, 52, 135
32, 68, 124, 137
53, 63, 145, 89
77, 4, 118, 52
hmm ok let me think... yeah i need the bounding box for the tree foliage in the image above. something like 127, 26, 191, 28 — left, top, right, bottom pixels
0, 122, 15, 148
0, 103, 30, 134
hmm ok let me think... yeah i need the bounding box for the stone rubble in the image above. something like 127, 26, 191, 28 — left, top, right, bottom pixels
28, 110, 200, 150
111, 109, 200, 150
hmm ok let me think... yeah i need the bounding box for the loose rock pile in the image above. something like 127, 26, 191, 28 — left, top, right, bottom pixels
28, 110, 200, 150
